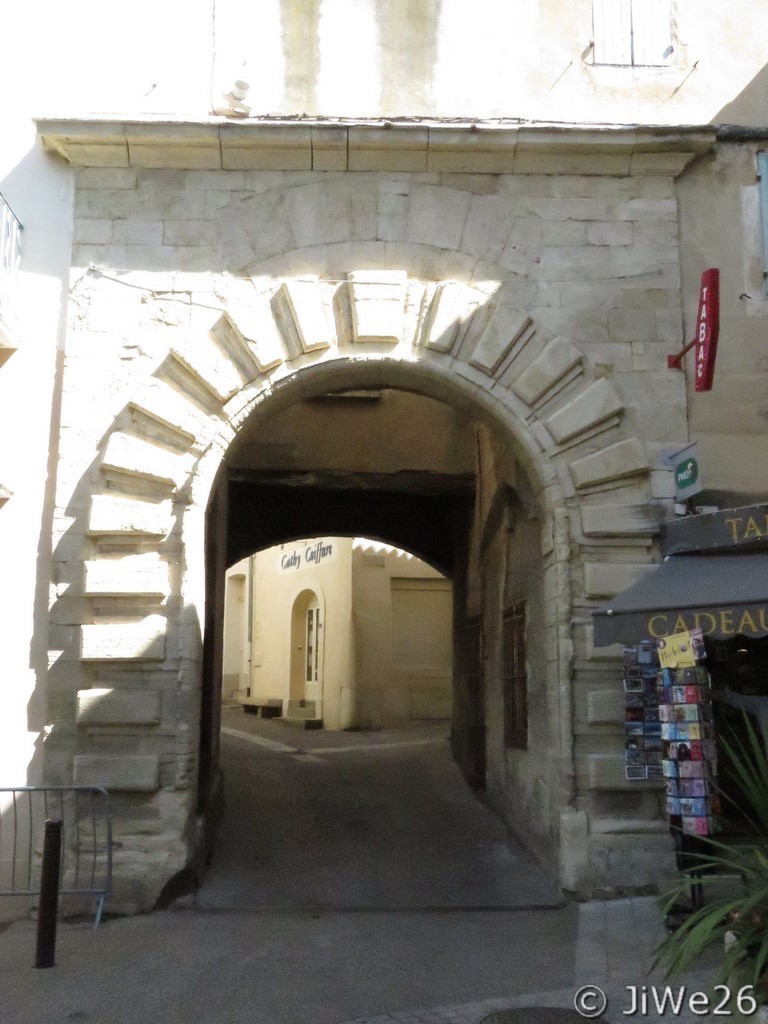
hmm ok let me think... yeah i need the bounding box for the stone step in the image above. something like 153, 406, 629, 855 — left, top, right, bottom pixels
286, 700, 316, 716
281, 716, 323, 731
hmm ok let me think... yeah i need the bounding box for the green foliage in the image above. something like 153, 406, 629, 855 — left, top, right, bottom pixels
652, 714, 768, 1001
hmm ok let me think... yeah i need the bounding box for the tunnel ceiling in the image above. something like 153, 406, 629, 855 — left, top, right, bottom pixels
223, 386, 481, 574
226, 471, 474, 575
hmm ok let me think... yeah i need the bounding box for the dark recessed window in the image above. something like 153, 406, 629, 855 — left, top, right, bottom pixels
503, 601, 527, 750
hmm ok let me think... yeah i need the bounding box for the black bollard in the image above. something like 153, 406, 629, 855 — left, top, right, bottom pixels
35, 818, 63, 969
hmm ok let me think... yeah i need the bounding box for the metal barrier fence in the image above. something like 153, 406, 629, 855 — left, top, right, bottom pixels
0, 787, 112, 928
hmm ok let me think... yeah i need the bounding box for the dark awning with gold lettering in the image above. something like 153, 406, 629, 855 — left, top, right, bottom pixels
592, 553, 768, 646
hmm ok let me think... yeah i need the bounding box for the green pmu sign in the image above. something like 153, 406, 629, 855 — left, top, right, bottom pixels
672, 442, 702, 500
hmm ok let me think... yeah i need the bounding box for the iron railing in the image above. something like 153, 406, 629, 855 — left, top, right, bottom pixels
0, 786, 112, 928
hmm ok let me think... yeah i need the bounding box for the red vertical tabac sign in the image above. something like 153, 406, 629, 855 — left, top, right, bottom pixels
694, 268, 719, 392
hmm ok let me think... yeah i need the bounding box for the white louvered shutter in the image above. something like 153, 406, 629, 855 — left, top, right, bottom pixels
391, 579, 452, 671
593, 0, 671, 66
593, 0, 633, 64
631, 0, 672, 65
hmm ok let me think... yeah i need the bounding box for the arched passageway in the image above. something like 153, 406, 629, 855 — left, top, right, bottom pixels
52, 261, 672, 911
199, 374, 559, 895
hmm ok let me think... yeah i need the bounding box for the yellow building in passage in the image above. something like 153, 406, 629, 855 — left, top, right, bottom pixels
224, 539, 452, 731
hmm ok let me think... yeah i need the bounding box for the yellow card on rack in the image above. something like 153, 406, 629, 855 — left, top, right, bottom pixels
656, 630, 698, 668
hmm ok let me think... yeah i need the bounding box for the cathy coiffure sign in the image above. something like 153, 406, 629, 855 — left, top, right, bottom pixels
278, 539, 336, 572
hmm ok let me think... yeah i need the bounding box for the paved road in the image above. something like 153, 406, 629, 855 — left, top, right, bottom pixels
0, 711, 717, 1024
196, 709, 561, 911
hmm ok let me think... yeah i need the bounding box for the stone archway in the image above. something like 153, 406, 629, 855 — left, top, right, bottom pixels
63, 268, 660, 910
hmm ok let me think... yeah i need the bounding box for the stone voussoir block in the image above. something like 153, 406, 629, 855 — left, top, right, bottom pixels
348, 270, 407, 343
546, 379, 624, 445
570, 438, 650, 489
84, 554, 170, 597
130, 380, 209, 445
77, 687, 163, 726
469, 305, 532, 374
422, 281, 483, 353
100, 433, 189, 489
583, 560, 655, 598
88, 495, 174, 537
81, 616, 167, 662
580, 502, 665, 536
171, 336, 243, 402
511, 336, 582, 406
277, 277, 334, 352
73, 754, 161, 791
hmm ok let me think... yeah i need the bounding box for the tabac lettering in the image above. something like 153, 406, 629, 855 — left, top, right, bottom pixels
724, 514, 768, 543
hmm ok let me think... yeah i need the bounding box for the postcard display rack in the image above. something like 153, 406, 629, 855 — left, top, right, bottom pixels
623, 637, 720, 908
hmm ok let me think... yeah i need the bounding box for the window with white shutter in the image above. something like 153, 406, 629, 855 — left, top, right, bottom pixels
593, 0, 672, 66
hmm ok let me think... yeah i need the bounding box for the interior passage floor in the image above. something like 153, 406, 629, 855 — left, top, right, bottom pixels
195, 709, 561, 911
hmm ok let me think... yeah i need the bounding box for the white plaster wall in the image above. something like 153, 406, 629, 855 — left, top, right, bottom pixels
222, 565, 247, 696
351, 541, 451, 728
0, 38, 73, 786
8, 1, 768, 127
237, 538, 451, 729
246, 538, 354, 728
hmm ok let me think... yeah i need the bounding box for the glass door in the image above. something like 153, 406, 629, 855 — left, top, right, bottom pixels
305, 604, 321, 701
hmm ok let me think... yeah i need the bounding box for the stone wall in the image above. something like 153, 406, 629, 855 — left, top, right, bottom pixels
42, 143, 698, 907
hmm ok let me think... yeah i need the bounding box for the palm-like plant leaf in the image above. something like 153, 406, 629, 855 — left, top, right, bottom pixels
652, 712, 768, 996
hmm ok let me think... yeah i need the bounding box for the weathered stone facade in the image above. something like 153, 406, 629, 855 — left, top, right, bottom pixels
2, 0, 767, 918
28, 123, 713, 908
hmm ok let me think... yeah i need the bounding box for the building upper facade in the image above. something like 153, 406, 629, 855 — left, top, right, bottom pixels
3, 1, 768, 129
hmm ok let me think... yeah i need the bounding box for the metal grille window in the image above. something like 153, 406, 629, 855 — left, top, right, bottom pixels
467, 617, 483, 703
503, 601, 527, 750
758, 153, 768, 295
592, 0, 672, 66
466, 616, 486, 785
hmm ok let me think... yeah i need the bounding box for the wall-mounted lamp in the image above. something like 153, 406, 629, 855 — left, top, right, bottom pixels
213, 79, 251, 118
